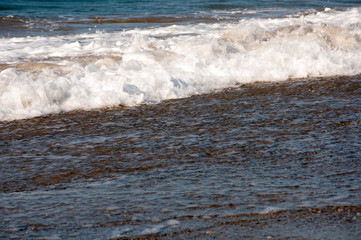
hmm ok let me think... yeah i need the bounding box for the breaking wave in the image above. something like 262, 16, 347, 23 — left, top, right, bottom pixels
1, 7, 361, 121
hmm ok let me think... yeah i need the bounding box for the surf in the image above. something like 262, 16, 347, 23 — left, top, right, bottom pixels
1, 7, 360, 121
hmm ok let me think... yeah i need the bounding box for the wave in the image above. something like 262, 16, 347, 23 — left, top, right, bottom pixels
1, 7, 361, 121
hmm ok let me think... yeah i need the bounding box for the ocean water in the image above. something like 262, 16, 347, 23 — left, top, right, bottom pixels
1, 0, 361, 239
1, 0, 361, 121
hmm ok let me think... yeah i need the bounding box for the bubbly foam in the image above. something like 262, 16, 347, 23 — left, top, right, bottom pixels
1, 8, 361, 121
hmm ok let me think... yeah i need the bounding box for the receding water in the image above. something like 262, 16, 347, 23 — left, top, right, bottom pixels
1, 76, 360, 239
1, 1, 361, 239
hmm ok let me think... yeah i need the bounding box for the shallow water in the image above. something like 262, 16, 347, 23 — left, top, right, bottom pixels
1, 1, 361, 238
1, 76, 360, 239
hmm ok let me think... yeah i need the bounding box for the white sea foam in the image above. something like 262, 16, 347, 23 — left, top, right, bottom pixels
166, 219, 181, 226
140, 224, 166, 235
1, 8, 361, 121
139, 219, 180, 235
261, 206, 282, 214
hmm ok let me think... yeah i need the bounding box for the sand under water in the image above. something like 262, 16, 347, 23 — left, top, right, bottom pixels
1, 76, 360, 239
1, 1, 361, 239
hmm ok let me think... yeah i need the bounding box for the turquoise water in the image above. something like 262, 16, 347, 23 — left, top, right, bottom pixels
2, 0, 358, 16
1, 0, 360, 37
